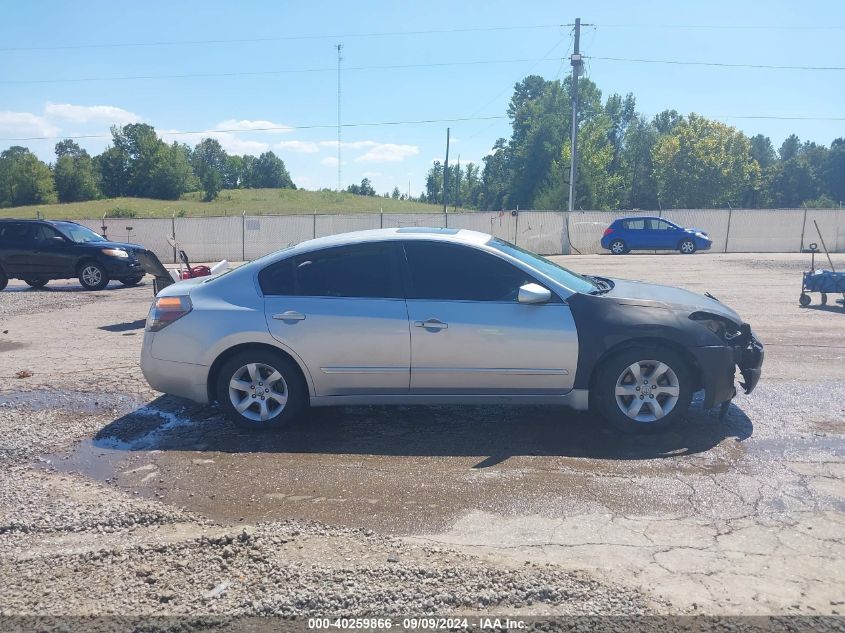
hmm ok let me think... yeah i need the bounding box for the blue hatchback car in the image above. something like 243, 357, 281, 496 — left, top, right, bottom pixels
600, 216, 712, 255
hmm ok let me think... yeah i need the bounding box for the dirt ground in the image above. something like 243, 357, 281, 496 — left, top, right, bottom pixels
1, 252, 843, 620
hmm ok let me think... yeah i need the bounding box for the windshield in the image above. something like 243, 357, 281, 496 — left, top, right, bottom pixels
55, 223, 106, 244
487, 238, 598, 295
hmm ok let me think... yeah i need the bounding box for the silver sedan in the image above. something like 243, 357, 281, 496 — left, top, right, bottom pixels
141, 228, 763, 433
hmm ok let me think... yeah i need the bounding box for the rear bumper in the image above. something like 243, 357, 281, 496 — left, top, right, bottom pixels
140, 335, 210, 403
691, 330, 763, 409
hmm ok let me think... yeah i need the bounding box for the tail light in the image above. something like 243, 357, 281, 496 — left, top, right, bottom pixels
602, 228, 615, 237
147, 296, 192, 332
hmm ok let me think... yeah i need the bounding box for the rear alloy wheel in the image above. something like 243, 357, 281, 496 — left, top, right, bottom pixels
609, 239, 627, 255
78, 262, 109, 291
216, 350, 306, 430
679, 239, 697, 254
119, 275, 144, 287
24, 279, 48, 288
595, 346, 693, 433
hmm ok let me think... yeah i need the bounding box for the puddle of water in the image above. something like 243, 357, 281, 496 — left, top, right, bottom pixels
0, 389, 145, 415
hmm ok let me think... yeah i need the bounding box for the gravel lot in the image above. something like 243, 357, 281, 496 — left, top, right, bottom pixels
0, 254, 843, 623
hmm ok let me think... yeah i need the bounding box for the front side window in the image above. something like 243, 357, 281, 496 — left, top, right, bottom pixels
654, 220, 676, 231
55, 223, 105, 243
259, 242, 401, 298
403, 241, 536, 302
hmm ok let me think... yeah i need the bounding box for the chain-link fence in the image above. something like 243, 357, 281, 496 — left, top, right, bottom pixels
77, 209, 845, 262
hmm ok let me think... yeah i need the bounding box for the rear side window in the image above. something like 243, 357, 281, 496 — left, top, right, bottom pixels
0, 223, 36, 246
259, 242, 402, 298
624, 219, 645, 230
403, 241, 533, 302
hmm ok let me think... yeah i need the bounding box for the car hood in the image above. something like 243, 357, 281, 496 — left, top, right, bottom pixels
79, 240, 144, 252
604, 278, 743, 324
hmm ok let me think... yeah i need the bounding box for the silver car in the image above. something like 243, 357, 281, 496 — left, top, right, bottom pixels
141, 228, 763, 433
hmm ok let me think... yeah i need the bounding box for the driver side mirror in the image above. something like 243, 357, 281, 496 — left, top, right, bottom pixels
518, 283, 551, 305
50, 236, 67, 246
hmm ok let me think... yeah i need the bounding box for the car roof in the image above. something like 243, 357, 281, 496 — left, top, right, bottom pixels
289, 227, 493, 254
0, 218, 81, 226
615, 216, 662, 222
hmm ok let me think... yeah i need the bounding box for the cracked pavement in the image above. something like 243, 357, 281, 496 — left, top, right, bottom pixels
1, 253, 843, 616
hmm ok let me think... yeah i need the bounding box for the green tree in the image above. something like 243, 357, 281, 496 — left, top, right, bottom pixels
0, 146, 57, 207
652, 114, 760, 208
148, 142, 194, 200
192, 138, 228, 201
53, 140, 99, 202
252, 151, 295, 189
391, 186, 401, 199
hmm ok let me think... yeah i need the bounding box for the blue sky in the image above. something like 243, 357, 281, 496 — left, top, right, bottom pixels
1, 0, 843, 197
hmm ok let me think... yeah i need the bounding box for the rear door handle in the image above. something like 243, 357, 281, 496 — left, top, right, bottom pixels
273, 311, 306, 321
414, 318, 448, 330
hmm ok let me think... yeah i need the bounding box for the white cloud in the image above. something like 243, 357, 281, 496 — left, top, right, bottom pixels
0, 111, 60, 138
274, 140, 319, 153
355, 143, 419, 163
318, 140, 378, 150
215, 119, 292, 134
44, 102, 141, 126
362, 171, 382, 177
321, 156, 339, 166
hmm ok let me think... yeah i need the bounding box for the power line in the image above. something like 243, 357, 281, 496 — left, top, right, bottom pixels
0, 56, 566, 85
587, 56, 845, 71
0, 24, 563, 52
0, 116, 510, 142
595, 23, 845, 31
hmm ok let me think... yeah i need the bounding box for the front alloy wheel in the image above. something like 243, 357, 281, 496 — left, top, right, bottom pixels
679, 239, 697, 254
614, 360, 680, 423
79, 262, 109, 290
595, 346, 693, 433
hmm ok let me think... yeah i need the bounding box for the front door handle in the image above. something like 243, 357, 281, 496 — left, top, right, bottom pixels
414, 318, 448, 330
273, 311, 306, 321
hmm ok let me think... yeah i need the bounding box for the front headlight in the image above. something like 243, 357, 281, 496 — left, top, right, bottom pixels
689, 311, 741, 340
101, 248, 128, 258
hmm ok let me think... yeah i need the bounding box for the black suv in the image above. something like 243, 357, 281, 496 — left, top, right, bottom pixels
0, 219, 145, 291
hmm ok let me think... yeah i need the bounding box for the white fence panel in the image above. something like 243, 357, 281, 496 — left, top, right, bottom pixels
727, 209, 804, 252
661, 209, 731, 253
174, 216, 242, 262
803, 209, 845, 253
244, 214, 316, 260
315, 213, 381, 238
446, 211, 517, 243
515, 211, 568, 254
97, 218, 175, 262
382, 213, 447, 228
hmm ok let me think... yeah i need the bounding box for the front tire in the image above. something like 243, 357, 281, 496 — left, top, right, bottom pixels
679, 239, 697, 254
609, 239, 627, 255
24, 279, 48, 288
594, 345, 693, 433
78, 262, 109, 290
215, 349, 307, 430
119, 275, 144, 287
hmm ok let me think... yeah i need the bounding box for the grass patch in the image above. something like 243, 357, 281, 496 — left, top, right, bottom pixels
1, 189, 456, 220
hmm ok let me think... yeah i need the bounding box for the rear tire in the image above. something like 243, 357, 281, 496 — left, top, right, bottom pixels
215, 349, 307, 430
679, 239, 697, 254
0, 269, 7, 291
609, 239, 627, 255
594, 345, 694, 434
24, 279, 48, 288
78, 262, 109, 290
820, 293, 828, 306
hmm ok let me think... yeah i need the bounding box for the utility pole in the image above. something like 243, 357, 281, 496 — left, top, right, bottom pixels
443, 127, 450, 213
336, 43, 343, 192
568, 18, 584, 212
